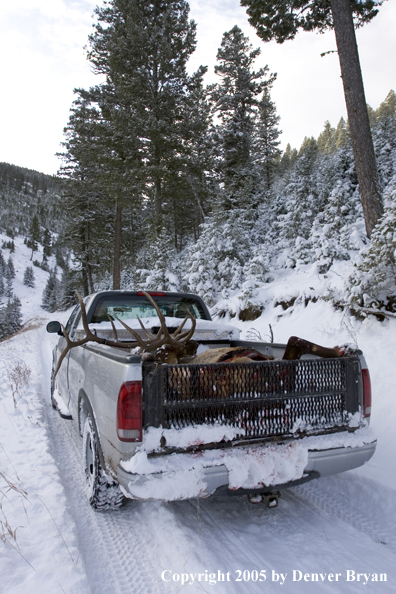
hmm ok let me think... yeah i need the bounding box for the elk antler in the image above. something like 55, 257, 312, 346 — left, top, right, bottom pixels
51, 291, 197, 384
114, 291, 196, 352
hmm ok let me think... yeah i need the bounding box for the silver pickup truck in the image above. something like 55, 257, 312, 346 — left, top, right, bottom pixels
47, 290, 376, 510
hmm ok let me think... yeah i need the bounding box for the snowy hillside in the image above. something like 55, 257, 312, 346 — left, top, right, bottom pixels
1, 236, 396, 593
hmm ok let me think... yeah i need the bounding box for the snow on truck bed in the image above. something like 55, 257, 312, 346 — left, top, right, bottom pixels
76, 316, 241, 341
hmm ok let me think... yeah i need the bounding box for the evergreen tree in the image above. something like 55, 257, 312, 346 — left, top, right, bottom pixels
23, 266, 35, 288
273, 137, 321, 250
0, 250, 5, 277
211, 25, 275, 210
86, 0, 205, 242
346, 175, 396, 312
137, 228, 181, 292
372, 90, 396, 189
5, 256, 15, 299
42, 228, 52, 263
58, 268, 78, 311
59, 93, 112, 294
0, 297, 22, 340
28, 215, 41, 260
253, 87, 282, 190
185, 210, 253, 304
0, 250, 4, 297
317, 121, 337, 155
42, 269, 60, 312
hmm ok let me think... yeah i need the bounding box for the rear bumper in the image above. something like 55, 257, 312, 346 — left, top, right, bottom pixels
117, 436, 376, 502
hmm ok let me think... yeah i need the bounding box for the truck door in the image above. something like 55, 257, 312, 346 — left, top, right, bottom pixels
55, 304, 79, 406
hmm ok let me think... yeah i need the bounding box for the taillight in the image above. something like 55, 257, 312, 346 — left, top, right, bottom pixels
362, 368, 372, 418
136, 291, 166, 296
117, 381, 142, 442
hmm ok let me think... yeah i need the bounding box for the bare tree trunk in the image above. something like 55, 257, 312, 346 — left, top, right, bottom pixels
113, 200, 122, 290
87, 266, 95, 294
330, 0, 383, 238
80, 225, 89, 296
154, 177, 162, 237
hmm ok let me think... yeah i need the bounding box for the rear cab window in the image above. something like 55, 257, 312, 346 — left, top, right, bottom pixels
90, 293, 209, 324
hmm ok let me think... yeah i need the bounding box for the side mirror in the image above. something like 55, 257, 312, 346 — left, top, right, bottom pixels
46, 321, 63, 335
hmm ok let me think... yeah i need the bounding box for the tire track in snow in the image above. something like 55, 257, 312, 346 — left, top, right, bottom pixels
45, 406, 168, 594
40, 327, 165, 594
294, 474, 396, 554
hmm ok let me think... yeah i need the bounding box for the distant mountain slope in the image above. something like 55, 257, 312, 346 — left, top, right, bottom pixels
0, 161, 65, 237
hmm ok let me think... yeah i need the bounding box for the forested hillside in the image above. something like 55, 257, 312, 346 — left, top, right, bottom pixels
1, 0, 396, 330
0, 162, 63, 237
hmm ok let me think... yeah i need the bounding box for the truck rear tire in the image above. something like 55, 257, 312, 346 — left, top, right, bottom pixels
82, 416, 124, 510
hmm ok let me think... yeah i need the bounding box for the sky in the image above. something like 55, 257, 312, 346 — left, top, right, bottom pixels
0, 0, 395, 176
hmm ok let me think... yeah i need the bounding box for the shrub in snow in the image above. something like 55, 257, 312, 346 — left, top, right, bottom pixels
345, 176, 396, 312
23, 266, 35, 288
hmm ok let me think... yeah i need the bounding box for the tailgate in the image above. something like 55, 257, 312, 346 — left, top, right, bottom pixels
142, 357, 361, 442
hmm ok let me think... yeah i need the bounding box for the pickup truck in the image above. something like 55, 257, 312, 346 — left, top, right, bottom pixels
47, 290, 376, 510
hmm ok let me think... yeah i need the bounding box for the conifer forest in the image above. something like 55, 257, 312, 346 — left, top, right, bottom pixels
1, 0, 396, 333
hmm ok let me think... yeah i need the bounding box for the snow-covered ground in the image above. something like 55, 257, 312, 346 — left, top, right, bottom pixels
1, 234, 396, 593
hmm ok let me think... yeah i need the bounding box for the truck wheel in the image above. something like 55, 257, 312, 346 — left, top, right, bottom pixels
82, 416, 124, 510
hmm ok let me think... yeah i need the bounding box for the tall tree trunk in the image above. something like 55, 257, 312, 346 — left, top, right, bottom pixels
113, 200, 122, 290
329, 0, 383, 238
81, 225, 89, 296
87, 265, 95, 294
154, 177, 162, 237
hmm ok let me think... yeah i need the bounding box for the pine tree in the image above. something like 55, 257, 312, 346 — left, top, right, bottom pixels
137, 228, 181, 292
23, 266, 35, 288
28, 215, 41, 260
42, 228, 52, 264
317, 121, 337, 155
0, 250, 5, 277
0, 297, 22, 340
253, 87, 282, 190
372, 90, 396, 189
42, 269, 60, 312
59, 93, 112, 294
86, 0, 205, 242
5, 257, 15, 299
58, 268, 78, 311
211, 25, 275, 211
346, 175, 396, 313
273, 137, 321, 250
